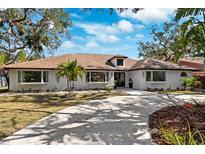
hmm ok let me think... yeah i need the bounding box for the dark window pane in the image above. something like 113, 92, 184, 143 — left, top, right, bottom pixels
43, 71, 49, 82
146, 71, 151, 81
18, 71, 21, 83
91, 72, 105, 82
181, 72, 187, 77
22, 71, 41, 82
86, 72, 90, 82
117, 59, 123, 66
153, 71, 166, 81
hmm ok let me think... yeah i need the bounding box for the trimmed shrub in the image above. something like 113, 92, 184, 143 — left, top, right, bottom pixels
105, 83, 114, 93
182, 77, 196, 89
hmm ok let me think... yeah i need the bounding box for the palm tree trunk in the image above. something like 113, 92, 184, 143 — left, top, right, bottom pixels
67, 79, 70, 95
72, 80, 74, 90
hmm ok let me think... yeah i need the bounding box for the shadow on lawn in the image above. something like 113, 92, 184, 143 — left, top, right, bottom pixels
1, 94, 170, 145
0, 92, 124, 105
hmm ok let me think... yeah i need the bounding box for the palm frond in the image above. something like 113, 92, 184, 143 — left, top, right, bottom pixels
175, 8, 205, 21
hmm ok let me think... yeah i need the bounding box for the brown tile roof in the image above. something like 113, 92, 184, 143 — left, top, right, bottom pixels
3, 54, 199, 71
4, 53, 137, 70
130, 58, 198, 71
193, 72, 205, 76
107, 54, 128, 61
179, 59, 204, 70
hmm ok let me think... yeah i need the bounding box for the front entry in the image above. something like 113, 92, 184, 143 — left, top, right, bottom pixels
114, 72, 125, 87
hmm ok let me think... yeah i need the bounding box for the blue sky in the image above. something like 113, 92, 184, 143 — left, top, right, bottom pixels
52, 8, 176, 59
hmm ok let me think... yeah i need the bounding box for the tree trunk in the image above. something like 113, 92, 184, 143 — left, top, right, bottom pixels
204, 52, 205, 71
72, 80, 74, 90
67, 79, 70, 95
0, 70, 9, 90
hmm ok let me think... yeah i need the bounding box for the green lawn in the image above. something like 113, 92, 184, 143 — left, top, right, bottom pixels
0, 90, 126, 140
159, 90, 205, 95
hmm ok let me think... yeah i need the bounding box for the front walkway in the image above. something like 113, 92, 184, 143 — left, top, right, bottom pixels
1, 89, 170, 145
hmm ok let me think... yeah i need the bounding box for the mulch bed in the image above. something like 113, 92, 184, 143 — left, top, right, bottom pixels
149, 104, 205, 144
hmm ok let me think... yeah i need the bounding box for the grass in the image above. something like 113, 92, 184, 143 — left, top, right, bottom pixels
159, 90, 205, 95
0, 90, 126, 140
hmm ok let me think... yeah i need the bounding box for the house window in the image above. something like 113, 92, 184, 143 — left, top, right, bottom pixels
153, 71, 166, 81
146, 71, 151, 81
106, 72, 109, 82
180, 72, 188, 77
43, 71, 49, 82
145, 71, 166, 82
86, 72, 90, 82
117, 59, 124, 66
18, 71, 21, 83
22, 71, 41, 82
18, 71, 49, 83
91, 72, 105, 82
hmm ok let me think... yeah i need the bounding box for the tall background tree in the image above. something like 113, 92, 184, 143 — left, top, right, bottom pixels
0, 8, 71, 65
137, 21, 183, 62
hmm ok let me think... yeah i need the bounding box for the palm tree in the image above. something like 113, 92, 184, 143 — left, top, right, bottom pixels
56, 61, 72, 94
175, 8, 205, 68
56, 60, 85, 94
69, 60, 85, 89
175, 8, 205, 21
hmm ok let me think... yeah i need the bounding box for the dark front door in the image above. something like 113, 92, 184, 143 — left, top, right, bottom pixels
114, 72, 125, 87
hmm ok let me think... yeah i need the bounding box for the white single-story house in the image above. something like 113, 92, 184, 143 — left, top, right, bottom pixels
4, 53, 198, 92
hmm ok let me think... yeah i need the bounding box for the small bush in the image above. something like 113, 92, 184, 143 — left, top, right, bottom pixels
193, 80, 203, 89
182, 77, 196, 89
105, 83, 114, 93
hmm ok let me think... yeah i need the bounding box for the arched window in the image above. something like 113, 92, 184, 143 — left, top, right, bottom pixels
181, 72, 188, 77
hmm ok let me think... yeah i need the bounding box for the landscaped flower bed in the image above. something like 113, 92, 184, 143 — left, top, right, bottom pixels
149, 104, 205, 145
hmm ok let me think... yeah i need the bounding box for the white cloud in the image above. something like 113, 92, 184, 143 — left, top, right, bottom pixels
75, 22, 120, 43
62, 41, 76, 49
98, 34, 120, 43
72, 36, 86, 41
70, 13, 83, 19
116, 20, 134, 33
118, 8, 176, 24
75, 22, 117, 35
135, 24, 145, 29
135, 34, 144, 39
86, 41, 99, 48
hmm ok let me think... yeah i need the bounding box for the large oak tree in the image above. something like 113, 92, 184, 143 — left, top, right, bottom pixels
0, 8, 71, 64
137, 21, 183, 62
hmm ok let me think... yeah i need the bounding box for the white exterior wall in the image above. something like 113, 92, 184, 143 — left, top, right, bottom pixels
9, 69, 115, 92
9, 69, 193, 91
128, 70, 192, 90
127, 70, 144, 89
111, 59, 117, 67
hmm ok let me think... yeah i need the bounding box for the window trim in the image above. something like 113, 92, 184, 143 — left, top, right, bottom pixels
145, 71, 166, 83
18, 70, 49, 84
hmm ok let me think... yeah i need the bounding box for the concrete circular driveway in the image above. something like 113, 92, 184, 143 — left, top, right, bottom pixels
1, 89, 170, 145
